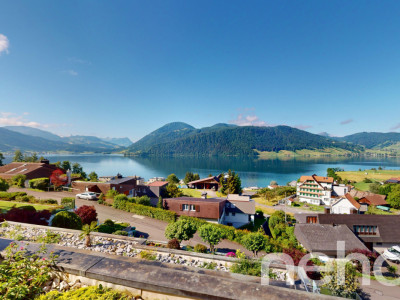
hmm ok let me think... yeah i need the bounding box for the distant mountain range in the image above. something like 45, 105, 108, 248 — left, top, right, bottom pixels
1, 124, 399, 157
0, 126, 132, 153
125, 122, 363, 157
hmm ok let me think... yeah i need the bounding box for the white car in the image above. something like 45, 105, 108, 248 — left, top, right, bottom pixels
383, 246, 400, 263
76, 192, 97, 200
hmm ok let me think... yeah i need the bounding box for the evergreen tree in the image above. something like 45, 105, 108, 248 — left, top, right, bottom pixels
220, 170, 242, 194
13, 150, 23, 162
0, 152, 4, 166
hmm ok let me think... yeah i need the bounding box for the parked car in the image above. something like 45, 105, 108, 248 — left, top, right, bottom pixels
76, 192, 97, 200
383, 246, 400, 263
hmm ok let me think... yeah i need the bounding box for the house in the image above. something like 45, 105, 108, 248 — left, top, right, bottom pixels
163, 197, 226, 223
358, 194, 388, 207
148, 177, 166, 183
144, 181, 168, 198
332, 184, 351, 197
287, 180, 298, 187
298, 213, 400, 253
386, 177, 400, 184
188, 176, 220, 190
0, 160, 59, 180
72, 176, 141, 195
296, 175, 334, 206
331, 194, 362, 214
164, 194, 255, 228
294, 223, 368, 257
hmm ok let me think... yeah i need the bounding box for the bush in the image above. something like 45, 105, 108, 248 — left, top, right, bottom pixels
18, 205, 36, 212
11, 174, 26, 187
28, 178, 49, 190
0, 178, 9, 192
0, 191, 27, 201
113, 194, 129, 209
165, 218, 197, 242
40, 199, 58, 205
15, 195, 33, 202
61, 197, 75, 209
363, 178, 373, 183
255, 208, 264, 218
36, 286, 131, 300
106, 189, 120, 199
194, 243, 208, 253
230, 258, 261, 277
198, 224, 223, 252
167, 238, 181, 250
51, 211, 83, 230
75, 205, 97, 225
103, 219, 114, 226
113, 230, 128, 236
0, 207, 51, 226
135, 195, 151, 206
139, 250, 156, 260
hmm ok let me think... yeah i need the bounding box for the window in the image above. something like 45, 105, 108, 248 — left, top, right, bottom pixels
190, 204, 196, 211
183, 204, 189, 211
307, 216, 317, 223
353, 225, 377, 235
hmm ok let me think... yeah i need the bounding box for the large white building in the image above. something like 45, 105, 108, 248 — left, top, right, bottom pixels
296, 175, 334, 205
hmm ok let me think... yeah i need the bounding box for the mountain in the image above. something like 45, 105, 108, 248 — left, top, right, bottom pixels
127, 122, 196, 153
63, 136, 121, 150
101, 137, 133, 147
338, 132, 400, 149
126, 123, 362, 157
4, 126, 64, 142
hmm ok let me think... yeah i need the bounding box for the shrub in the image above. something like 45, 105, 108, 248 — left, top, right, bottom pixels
226, 252, 236, 257
40, 199, 58, 205
139, 250, 156, 260
28, 178, 49, 190
165, 218, 197, 242
363, 178, 373, 183
388, 265, 397, 274
0, 207, 51, 226
106, 189, 120, 199
113, 194, 129, 209
61, 197, 75, 209
51, 211, 83, 230
230, 258, 261, 277
167, 238, 181, 250
0, 192, 27, 201
103, 219, 114, 226
113, 230, 128, 236
11, 174, 26, 187
18, 205, 36, 212
194, 243, 208, 253
136, 195, 151, 206
98, 193, 105, 201
96, 224, 114, 234
198, 224, 223, 252
75, 205, 97, 225
37, 286, 131, 300
0, 178, 9, 192
242, 232, 268, 256
255, 208, 264, 218
15, 195, 32, 202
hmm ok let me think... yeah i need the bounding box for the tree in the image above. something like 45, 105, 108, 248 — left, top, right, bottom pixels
49, 169, 67, 188
220, 170, 242, 195
165, 219, 197, 245
72, 162, 83, 174
269, 180, 278, 186
327, 168, 342, 183
157, 196, 163, 209
0, 179, 9, 191
166, 183, 183, 198
322, 261, 358, 298
167, 173, 180, 184
61, 161, 71, 171
242, 232, 268, 257
387, 185, 400, 209
198, 224, 223, 252
369, 182, 381, 194
0, 152, 4, 166
13, 150, 23, 162
183, 172, 200, 187
80, 221, 98, 247
11, 174, 26, 188
88, 171, 99, 182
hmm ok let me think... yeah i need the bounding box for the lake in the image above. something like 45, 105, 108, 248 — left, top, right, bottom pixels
5, 155, 400, 188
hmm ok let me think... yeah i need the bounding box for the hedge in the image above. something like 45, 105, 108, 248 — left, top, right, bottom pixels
0, 192, 27, 201
29, 178, 50, 190
112, 198, 176, 222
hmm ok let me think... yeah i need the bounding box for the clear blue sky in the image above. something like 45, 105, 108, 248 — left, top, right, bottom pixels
1, 0, 400, 141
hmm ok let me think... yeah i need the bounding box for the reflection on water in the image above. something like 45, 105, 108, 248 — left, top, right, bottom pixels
4, 155, 400, 188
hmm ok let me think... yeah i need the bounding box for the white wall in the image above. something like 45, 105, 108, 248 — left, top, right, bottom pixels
223, 213, 251, 228
331, 199, 356, 214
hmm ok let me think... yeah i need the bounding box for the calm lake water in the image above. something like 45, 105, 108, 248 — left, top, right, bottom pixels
5, 155, 400, 188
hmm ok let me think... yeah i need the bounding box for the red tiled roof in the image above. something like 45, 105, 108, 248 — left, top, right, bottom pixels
359, 195, 387, 206
147, 181, 168, 187
299, 175, 334, 184
344, 193, 361, 209
0, 162, 58, 179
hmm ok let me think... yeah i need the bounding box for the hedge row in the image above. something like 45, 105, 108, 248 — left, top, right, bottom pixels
113, 198, 176, 222
0, 192, 27, 200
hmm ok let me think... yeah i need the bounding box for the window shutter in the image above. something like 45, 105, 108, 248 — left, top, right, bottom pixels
196, 205, 200, 212
179, 204, 183, 211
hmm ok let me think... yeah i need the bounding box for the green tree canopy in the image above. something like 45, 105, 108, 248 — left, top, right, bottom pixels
198, 224, 223, 252
0, 179, 9, 191
164, 219, 197, 243
61, 161, 71, 171
166, 183, 183, 198
242, 232, 268, 257
167, 173, 180, 184
183, 172, 200, 186
220, 170, 242, 195
13, 150, 23, 162
269, 180, 278, 186
88, 172, 99, 182
387, 185, 400, 209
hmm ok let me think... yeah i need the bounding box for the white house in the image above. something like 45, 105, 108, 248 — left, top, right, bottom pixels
332, 184, 350, 197
221, 194, 255, 228
331, 194, 361, 214
296, 175, 334, 205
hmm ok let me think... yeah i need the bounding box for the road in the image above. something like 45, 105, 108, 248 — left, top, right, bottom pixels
9, 188, 253, 255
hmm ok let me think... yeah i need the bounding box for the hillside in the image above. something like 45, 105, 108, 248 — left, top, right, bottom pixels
339, 132, 400, 149
126, 124, 362, 157
63, 135, 121, 150
4, 126, 64, 142
101, 137, 133, 147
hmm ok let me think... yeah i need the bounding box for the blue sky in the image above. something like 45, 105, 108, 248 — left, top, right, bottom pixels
1, 1, 400, 141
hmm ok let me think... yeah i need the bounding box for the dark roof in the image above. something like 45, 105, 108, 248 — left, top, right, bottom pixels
359, 194, 388, 206
164, 197, 225, 203
225, 200, 255, 215
0, 162, 58, 179
108, 177, 137, 185
294, 213, 319, 224
294, 224, 368, 255
318, 214, 400, 243
188, 176, 219, 185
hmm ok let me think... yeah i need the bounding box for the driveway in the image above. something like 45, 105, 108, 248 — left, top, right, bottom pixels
8, 188, 254, 255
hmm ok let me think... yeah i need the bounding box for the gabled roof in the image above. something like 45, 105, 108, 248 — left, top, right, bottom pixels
359, 194, 387, 206
0, 162, 58, 179
339, 193, 361, 209
299, 174, 334, 184
188, 176, 220, 185
226, 199, 255, 215
147, 181, 169, 187
294, 224, 367, 254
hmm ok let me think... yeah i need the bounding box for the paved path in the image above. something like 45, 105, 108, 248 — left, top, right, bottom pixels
360, 278, 400, 300
8, 188, 253, 255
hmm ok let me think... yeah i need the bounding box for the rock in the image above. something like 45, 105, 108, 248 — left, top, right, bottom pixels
59, 281, 70, 291
52, 277, 60, 288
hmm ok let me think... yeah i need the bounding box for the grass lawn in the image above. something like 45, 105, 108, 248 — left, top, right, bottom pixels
0, 201, 57, 212
353, 181, 373, 191
291, 201, 325, 212
337, 169, 400, 182
253, 195, 281, 206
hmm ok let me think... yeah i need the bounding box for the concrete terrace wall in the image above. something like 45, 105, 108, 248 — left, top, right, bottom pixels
0, 237, 337, 300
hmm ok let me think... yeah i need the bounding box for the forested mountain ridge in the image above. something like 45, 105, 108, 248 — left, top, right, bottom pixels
126, 124, 362, 157
338, 132, 400, 149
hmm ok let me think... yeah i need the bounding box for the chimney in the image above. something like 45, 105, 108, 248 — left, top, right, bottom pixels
201, 192, 207, 199
40, 159, 49, 165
